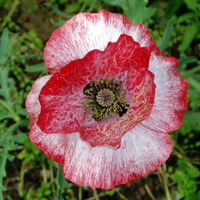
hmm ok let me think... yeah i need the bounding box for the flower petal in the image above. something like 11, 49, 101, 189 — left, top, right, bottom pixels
61, 124, 173, 189
38, 34, 153, 137
80, 67, 156, 148
26, 75, 171, 189
37, 71, 86, 134
26, 10, 188, 190
44, 10, 154, 74
27, 83, 173, 190
26, 76, 67, 163
26, 75, 52, 122
141, 51, 188, 133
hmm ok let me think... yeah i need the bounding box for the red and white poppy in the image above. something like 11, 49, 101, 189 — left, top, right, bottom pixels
26, 10, 188, 189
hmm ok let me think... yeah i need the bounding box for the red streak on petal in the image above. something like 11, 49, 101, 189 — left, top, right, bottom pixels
37, 34, 153, 140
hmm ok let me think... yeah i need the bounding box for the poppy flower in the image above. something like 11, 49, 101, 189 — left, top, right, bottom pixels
26, 10, 188, 189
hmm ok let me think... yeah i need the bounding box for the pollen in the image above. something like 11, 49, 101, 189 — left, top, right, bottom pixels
96, 88, 115, 107
83, 77, 129, 121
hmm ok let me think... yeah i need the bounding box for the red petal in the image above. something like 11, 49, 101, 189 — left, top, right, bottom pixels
61, 124, 173, 189
26, 75, 52, 123
44, 10, 154, 74
141, 51, 188, 133
80, 67, 155, 148
26, 10, 188, 190
37, 71, 87, 133
26, 76, 172, 189
26, 76, 67, 163
38, 34, 152, 137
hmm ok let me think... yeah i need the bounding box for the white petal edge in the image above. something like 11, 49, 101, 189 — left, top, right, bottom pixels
26, 73, 173, 189
26, 75, 52, 119
30, 122, 173, 189
43, 10, 187, 133
44, 10, 153, 74
141, 53, 188, 133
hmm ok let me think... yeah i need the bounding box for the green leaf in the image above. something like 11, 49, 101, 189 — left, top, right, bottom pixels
16, 107, 28, 117
186, 76, 200, 91
57, 163, 70, 200
0, 100, 21, 122
158, 19, 174, 51
186, 166, 200, 178
184, 179, 197, 194
178, 56, 198, 69
170, 189, 183, 200
44, 3, 74, 18
0, 184, 7, 192
177, 12, 195, 23
184, 0, 198, 11
102, 0, 155, 23
0, 28, 9, 64
57, 164, 70, 188
176, 119, 191, 135
0, 89, 6, 97
50, 18, 66, 27
178, 23, 198, 52
2, 54, 43, 66
25, 62, 47, 72
184, 192, 200, 200
65, 2, 80, 14
0, 110, 12, 121
86, 0, 97, 12
7, 154, 15, 161
13, 134, 27, 144
184, 111, 200, 131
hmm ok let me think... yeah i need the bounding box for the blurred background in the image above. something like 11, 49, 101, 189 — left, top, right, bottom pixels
0, 0, 200, 199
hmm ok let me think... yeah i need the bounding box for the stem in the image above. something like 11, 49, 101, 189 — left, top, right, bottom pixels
92, 187, 99, 200
0, 99, 21, 122
87, 0, 96, 12
158, 166, 172, 200
56, 163, 62, 200
0, 65, 21, 122
50, 165, 57, 200
0, 0, 21, 32
79, 0, 87, 12
19, 163, 27, 197
181, 65, 200, 76
117, 191, 129, 200
173, 142, 188, 159
0, 54, 43, 66
78, 186, 82, 200
144, 184, 157, 200
42, 164, 47, 183
186, 77, 200, 91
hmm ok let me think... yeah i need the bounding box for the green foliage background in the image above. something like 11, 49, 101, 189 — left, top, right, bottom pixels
0, 0, 200, 200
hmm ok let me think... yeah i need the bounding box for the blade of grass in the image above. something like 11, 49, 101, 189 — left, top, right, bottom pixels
158, 19, 174, 51
0, 28, 9, 64
158, 166, 172, 200
44, 2, 74, 18
56, 163, 70, 200
0, 0, 21, 32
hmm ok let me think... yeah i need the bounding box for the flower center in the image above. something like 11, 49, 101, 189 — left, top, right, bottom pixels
96, 88, 115, 107
83, 77, 129, 121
